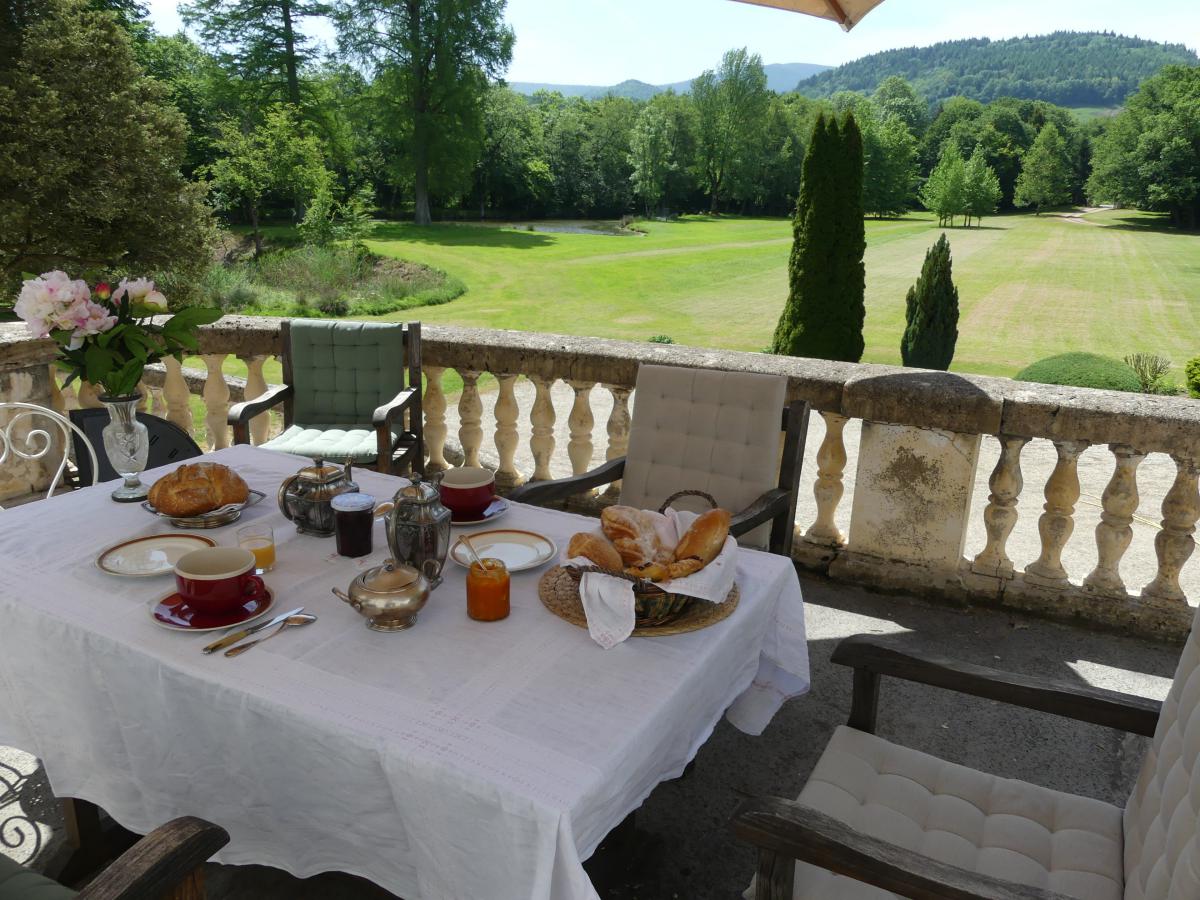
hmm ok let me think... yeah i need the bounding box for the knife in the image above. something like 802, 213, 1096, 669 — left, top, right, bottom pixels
202, 607, 304, 655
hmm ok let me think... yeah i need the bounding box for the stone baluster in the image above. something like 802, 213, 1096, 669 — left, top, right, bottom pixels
529, 375, 557, 482
76, 381, 103, 409
201, 354, 231, 451
566, 380, 596, 477
135, 381, 150, 412
162, 357, 194, 435
457, 369, 484, 468
1143, 453, 1200, 603
57, 376, 80, 411
493, 374, 524, 491
47, 368, 67, 415
805, 411, 848, 546
971, 435, 1030, 578
1084, 444, 1146, 595
239, 354, 272, 445
422, 366, 449, 471
1024, 440, 1088, 586
148, 385, 166, 417
602, 384, 632, 498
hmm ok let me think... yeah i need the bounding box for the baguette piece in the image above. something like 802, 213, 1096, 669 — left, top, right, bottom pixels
667, 508, 731, 579
567, 532, 624, 571
148, 462, 250, 517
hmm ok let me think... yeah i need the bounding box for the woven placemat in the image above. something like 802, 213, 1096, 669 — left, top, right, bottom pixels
537, 565, 740, 637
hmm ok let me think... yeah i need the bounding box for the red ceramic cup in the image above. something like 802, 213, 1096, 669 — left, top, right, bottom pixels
439, 467, 496, 520
174, 547, 265, 614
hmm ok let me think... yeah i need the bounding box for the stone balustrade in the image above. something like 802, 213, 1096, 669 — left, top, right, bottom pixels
4, 316, 1200, 640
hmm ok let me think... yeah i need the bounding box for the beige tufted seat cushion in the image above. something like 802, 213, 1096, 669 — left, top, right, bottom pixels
1121, 603, 1200, 900
620, 365, 786, 548
783, 726, 1125, 900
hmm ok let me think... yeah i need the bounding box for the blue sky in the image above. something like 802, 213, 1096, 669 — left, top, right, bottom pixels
144, 0, 1200, 85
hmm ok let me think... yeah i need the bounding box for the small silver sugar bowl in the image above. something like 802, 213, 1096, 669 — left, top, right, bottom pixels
332, 560, 430, 631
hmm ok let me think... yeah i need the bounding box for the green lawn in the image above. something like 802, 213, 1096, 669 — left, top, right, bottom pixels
358, 210, 1200, 378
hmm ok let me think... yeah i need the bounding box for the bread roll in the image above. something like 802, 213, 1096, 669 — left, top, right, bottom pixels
600, 506, 672, 568
567, 532, 623, 571
668, 508, 731, 579
148, 462, 250, 517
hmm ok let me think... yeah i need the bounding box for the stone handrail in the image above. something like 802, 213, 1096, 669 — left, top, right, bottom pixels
4, 316, 1198, 640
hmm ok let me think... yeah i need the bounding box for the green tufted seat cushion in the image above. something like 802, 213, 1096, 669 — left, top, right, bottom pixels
260, 320, 415, 464
0, 854, 76, 900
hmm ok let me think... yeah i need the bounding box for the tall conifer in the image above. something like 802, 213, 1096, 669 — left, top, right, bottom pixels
900, 234, 959, 370
772, 112, 867, 362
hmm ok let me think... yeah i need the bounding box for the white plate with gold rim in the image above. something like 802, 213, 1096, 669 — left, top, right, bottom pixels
97, 533, 216, 577
450, 529, 557, 573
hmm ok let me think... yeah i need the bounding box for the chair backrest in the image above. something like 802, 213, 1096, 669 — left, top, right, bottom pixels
69, 408, 203, 484
0, 402, 97, 508
1122, 601, 1200, 899
620, 365, 788, 549
284, 320, 419, 427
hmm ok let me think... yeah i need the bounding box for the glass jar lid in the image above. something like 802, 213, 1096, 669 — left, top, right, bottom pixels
332, 492, 375, 512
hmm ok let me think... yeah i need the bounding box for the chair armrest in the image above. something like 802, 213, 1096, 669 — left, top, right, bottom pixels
77, 816, 229, 900
373, 388, 419, 430
508, 457, 626, 505
227, 384, 292, 425
833, 634, 1162, 737
730, 488, 789, 537
733, 797, 1074, 900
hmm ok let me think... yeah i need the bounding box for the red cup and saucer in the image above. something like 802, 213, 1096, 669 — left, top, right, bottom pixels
152, 546, 274, 631
440, 467, 509, 525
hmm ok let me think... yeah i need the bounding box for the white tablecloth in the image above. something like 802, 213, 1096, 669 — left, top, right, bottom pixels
0, 445, 809, 900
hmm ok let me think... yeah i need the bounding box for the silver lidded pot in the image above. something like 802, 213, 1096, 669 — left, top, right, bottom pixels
332, 559, 430, 631
377, 473, 451, 589
277, 457, 358, 536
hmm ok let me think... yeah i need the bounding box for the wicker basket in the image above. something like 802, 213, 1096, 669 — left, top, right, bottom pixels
567, 489, 719, 627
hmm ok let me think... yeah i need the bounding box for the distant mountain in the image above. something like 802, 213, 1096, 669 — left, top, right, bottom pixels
797, 32, 1199, 107
508, 62, 830, 100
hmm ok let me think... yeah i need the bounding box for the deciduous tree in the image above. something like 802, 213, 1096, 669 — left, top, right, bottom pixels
629, 105, 675, 217
1014, 122, 1072, 214
692, 48, 770, 213
335, 0, 513, 225
963, 146, 1002, 226
921, 142, 968, 226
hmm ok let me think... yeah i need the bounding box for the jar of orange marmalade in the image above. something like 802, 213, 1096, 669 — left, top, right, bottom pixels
467, 558, 510, 621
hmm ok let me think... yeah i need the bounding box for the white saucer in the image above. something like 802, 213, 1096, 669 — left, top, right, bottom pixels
450, 529, 557, 572
97, 533, 216, 577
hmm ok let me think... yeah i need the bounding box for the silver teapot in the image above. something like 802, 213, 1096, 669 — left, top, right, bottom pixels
332, 559, 430, 631
278, 458, 358, 536
375, 473, 451, 588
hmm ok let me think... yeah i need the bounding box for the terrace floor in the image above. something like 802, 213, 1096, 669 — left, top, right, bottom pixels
3, 569, 1181, 898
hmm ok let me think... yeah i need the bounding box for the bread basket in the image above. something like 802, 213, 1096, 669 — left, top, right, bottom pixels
567, 489, 719, 627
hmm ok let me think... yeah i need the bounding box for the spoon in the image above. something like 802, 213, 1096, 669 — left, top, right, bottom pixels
224, 613, 317, 657
457, 534, 486, 569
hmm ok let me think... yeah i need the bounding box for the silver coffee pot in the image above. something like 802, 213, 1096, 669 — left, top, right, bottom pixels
376, 473, 451, 589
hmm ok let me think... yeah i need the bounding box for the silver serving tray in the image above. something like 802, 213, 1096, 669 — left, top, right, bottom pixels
141, 489, 267, 529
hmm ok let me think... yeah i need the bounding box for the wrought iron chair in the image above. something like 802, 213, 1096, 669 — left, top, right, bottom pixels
0, 816, 228, 899
0, 402, 97, 509
731, 608, 1200, 900
228, 319, 423, 475
509, 365, 810, 555
67, 408, 202, 485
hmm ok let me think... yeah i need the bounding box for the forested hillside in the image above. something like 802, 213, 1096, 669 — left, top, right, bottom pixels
799, 32, 1198, 107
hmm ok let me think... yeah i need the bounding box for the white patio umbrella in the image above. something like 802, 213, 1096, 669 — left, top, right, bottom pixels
731, 0, 888, 31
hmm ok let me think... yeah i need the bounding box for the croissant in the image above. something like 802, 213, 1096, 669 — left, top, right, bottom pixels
600, 506, 673, 568
148, 462, 250, 517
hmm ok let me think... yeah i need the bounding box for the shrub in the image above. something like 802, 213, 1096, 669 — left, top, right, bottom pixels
1185, 356, 1200, 398
1123, 352, 1172, 393
1016, 353, 1141, 392
648, 335, 674, 344
317, 294, 350, 316
901, 234, 959, 370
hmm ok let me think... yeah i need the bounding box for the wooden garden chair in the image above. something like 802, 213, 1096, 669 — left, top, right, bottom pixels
228, 319, 423, 475
731, 610, 1199, 899
510, 364, 809, 556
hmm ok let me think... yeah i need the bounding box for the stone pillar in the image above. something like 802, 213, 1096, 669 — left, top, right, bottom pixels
970, 435, 1030, 579
805, 411, 848, 547
566, 380, 596, 477
493, 374, 524, 491
1024, 440, 1088, 587
602, 384, 631, 499
529, 375, 556, 482
1143, 453, 1200, 603
457, 369, 484, 469
239, 354, 272, 445
422, 366, 449, 472
162, 356, 195, 435
1084, 444, 1145, 595
201, 354, 231, 451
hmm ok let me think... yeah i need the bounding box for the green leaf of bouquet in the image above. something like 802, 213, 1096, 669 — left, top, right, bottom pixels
167, 306, 222, 329
84, 344, 114, 385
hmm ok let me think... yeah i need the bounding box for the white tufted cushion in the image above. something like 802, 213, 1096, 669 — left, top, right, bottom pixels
1122, 604, 1200, 900
780, 726, 1125, 900
620, 365, 786, 548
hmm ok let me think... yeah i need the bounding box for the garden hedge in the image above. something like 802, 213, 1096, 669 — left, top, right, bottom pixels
1015, 352, 1141, 392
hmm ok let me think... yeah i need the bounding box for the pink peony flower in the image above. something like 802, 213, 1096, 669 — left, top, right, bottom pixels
112, 277, 155, 305
14, 271, 92, 337
143, 290, 168, 310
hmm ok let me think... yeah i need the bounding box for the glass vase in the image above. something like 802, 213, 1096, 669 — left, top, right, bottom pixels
100, 394, 149, 502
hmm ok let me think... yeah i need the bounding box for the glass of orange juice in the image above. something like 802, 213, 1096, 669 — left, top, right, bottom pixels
236, 523, 276, 573
466, 558, 509, 621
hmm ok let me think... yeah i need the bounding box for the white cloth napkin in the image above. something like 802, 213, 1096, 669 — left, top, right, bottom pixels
568, 509, 738, 649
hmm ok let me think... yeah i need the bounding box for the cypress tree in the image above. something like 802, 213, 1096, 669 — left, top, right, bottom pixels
772, 111, 867, 362
900, 234, 959, 370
